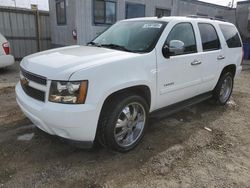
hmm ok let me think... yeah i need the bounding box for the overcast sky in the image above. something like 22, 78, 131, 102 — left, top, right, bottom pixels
0, 0, 49, 10
0, 0, 247, 10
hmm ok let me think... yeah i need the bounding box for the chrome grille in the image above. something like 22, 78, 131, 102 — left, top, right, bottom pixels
20, 67, 47, 85
21, 82, 45, 102
20, 67, 47, 102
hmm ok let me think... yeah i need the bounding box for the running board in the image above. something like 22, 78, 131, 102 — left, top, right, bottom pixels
150, 92, 213, 118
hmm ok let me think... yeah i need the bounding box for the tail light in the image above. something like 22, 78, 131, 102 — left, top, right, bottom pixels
2, 42, 10, 55
241, 47, 244, 65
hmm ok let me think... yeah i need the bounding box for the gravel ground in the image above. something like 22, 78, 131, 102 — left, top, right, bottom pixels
0, 63, 20, 89
0, 64, 249, 188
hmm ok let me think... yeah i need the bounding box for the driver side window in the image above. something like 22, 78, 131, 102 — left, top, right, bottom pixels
166, 22, 197, 56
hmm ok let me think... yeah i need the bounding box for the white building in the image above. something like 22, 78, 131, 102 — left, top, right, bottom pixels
48, 0, 245, 47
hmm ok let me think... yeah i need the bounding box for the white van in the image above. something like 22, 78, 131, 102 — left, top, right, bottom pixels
16, 16, 243, 152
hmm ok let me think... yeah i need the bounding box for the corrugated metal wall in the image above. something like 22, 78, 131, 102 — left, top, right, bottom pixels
0, 6, 51, 60
74, 0, 235, 46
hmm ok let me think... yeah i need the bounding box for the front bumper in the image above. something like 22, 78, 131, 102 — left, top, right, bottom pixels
16, 82, 100, 143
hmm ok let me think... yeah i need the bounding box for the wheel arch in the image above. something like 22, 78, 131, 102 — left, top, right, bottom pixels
213, 64, 236, 92
221, 64, 236, 78
95, 85, 152, 146
101, 85, 151, 112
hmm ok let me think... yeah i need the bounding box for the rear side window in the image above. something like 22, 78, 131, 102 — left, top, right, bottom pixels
219, 24, 242, 48
198, 23, 220, 51
166, 22, 197, 55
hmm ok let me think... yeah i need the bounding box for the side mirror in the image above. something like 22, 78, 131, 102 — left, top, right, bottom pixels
162, 45, 170, 58
162, 40, 185, 58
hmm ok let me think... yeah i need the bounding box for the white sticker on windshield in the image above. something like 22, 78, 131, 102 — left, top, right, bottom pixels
143, 23, 162, 29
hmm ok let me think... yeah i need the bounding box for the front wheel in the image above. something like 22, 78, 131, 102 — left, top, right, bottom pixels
98, 94, 149, 152
213, 72, 234, 105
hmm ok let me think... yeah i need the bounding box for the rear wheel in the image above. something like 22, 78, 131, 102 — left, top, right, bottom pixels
97, 93, 149, 152
213, 72, 234, 105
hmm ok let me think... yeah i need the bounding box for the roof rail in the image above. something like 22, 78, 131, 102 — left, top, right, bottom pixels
186, 15, 226, 22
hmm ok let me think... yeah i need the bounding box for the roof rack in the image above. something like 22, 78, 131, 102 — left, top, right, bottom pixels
186, 15, 226, 22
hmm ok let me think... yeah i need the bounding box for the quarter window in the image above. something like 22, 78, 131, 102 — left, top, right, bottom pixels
56, 0, 66, 25
198, 23, 220, 51
126, 3, 145, 19
94, 0, 116, 25
219, 24, 242, 48
166, 23, 197, 55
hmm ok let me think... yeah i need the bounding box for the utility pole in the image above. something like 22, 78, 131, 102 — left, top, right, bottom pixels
31, 4, 41, 52
231, 0, 235, 8
12, 0, 17, 8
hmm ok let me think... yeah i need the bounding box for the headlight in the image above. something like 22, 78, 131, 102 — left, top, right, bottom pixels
49, 80, 88, 104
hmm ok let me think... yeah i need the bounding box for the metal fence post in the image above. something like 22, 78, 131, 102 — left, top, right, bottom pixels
33, 5, 41, 52
36, 10, 41, 52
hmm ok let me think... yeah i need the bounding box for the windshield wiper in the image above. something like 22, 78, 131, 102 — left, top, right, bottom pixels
87, 42, 136, 53
101, 44, 133, 52
86, 41, 101, 47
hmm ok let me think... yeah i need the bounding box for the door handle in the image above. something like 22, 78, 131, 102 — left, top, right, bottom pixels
217, 55, 225, 60
191, 60, 202, 66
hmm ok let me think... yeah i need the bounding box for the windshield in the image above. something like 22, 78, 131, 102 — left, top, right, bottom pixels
91, 21, 167, 53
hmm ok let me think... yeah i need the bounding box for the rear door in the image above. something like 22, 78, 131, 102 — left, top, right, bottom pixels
197, 23, 224, 93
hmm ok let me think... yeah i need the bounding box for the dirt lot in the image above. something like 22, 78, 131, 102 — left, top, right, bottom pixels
0, 63, 250, 188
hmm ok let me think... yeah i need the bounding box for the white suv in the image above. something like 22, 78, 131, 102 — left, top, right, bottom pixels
16, 17, 243, 152
0, 32, 14, 68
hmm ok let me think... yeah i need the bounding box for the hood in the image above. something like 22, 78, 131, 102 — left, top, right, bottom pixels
21, 45, 138, 80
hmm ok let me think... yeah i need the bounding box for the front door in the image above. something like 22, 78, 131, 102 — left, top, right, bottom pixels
157, 22, 203, 109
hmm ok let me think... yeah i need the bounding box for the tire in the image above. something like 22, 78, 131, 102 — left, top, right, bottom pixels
97, 93, 149, 152
213, 72, 234, 105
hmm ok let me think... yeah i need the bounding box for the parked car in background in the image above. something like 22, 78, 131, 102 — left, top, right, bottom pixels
16, 16, 243, 152
0, 32, 14, 68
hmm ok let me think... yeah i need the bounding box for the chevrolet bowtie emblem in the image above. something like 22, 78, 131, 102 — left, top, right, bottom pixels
21, 77, 29, 86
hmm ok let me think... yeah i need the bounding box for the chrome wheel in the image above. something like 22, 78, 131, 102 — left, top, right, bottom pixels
114, 102, 146, 147
219, 76, 233, 103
